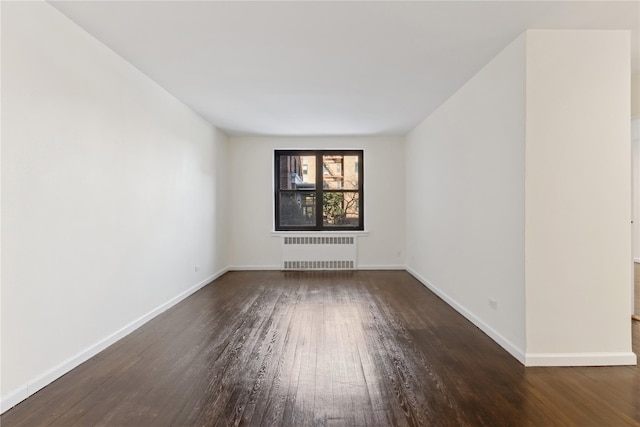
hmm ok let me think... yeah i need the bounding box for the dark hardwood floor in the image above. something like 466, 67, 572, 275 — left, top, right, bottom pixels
2, 271, 639, 426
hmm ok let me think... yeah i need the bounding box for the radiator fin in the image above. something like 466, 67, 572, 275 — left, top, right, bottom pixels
284, 236, 354, 245
281, 234, 357, 271
283, 260, 355, 270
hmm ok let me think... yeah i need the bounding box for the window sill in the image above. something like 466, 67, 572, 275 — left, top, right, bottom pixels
271, 230, 369, 237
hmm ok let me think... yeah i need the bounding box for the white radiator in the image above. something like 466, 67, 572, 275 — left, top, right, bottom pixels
281, 235, 357, 270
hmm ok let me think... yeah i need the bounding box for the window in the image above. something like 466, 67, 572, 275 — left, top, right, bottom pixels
275, 150, 363, 231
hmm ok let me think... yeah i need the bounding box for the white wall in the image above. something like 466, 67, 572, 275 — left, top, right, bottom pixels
405, 34, 527, 361
405, 30, 635, 366
1, 1, 229, 409
228, 136, 405, 270
633, 72, 640, 263
632, 72, 640, 118
524, 30, 634, 364
633, 118, 639, 264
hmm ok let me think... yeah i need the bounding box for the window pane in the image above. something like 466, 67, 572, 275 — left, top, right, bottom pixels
322, 155, 358, 190
323, 192, 359, 227
275, 150, 362, 231
279, 155, 315, 190
300, 156, 315, 188
342, 156, 359, 190
279, 192, 316, 227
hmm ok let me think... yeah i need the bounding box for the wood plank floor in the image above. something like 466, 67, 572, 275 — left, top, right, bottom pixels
2, 271, 639, 426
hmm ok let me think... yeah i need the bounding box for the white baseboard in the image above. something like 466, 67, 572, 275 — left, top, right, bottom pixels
634, 258, 640, 264
228, 265, 281, 271
405, 266, 526, 365
0, 267, 228, 414
228, 264, 406, 271
358, 264, 406, 270
406, 266, 638, 368
525, 352, 637, 367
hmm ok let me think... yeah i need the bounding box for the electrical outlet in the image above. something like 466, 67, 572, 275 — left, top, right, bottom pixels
194, 265, 200, 272
489, 298, 498, 311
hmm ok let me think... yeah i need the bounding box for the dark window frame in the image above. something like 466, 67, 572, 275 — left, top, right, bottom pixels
274, 149, 364, 231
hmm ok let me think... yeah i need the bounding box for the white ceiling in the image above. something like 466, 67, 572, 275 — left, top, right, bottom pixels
50, 1, 639, 137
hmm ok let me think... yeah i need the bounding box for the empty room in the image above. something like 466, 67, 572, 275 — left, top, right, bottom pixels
2, 1, 639, 425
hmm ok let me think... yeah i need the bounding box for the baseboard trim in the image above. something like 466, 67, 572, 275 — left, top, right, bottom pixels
0, 267, 228, 414
405, 266, 526, 365
634, 258, 640, 264
228, 264, 406, 271
228, 265, 281, 271
357, 264, 406, 270
525, 352, 637, 367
